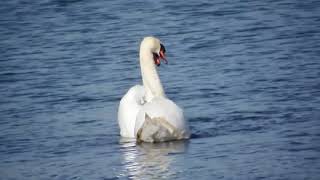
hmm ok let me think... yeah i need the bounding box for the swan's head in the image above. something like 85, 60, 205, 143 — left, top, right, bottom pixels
141, 36, 167, 66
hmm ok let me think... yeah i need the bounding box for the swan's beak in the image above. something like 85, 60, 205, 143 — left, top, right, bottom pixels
159, 49, 168, 64
159, 43, 168, 65
154, 44, 167, 67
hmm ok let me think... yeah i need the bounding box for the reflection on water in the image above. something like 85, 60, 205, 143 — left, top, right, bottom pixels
119, 139, 189, 180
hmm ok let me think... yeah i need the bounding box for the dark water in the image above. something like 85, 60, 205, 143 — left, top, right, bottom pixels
1, 0, 320, 179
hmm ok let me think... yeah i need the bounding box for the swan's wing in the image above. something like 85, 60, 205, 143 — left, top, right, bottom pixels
118, 85, 145, 138
134, 97, 190, 141
137, 114, 187, 142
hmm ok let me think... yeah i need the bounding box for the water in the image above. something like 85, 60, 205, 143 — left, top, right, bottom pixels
1, 0, 320, 179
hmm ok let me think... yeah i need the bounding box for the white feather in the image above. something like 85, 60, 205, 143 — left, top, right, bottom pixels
118, 85, 144, 137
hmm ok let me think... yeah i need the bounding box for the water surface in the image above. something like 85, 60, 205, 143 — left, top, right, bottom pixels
1, 0, 320, 179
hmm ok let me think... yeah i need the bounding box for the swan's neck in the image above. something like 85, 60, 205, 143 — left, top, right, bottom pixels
140, 49, 166, 102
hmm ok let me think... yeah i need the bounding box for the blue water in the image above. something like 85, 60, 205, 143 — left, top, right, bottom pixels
1, 0, 320, 179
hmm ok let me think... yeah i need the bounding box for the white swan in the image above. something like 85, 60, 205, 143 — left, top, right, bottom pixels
118, 36, 190, 142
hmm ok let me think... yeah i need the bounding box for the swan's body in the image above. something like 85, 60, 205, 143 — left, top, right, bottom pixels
118, 37, 190, 142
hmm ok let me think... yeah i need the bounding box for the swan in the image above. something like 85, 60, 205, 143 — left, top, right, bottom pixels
118, 36, 190, 143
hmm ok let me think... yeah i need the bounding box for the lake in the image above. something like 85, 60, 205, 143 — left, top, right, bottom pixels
1, 0, 320, 179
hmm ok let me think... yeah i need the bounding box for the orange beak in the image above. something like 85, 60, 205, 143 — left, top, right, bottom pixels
159, 49, 167, 64
153, 44, 167, 66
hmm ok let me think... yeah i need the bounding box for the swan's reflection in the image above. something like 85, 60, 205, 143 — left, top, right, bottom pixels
119, 138, 189, 180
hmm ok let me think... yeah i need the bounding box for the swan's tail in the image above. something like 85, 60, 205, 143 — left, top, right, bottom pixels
137, 114, 188, 143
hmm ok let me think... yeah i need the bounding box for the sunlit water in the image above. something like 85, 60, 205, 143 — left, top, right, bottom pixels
1, 0, 320, 179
